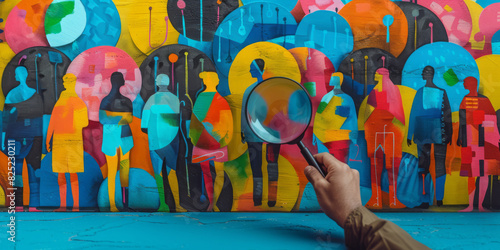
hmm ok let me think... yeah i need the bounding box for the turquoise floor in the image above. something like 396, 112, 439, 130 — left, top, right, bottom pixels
1, 212, 500, 249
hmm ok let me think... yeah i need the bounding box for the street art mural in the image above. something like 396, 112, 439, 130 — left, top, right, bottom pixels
1, 0, 500, 212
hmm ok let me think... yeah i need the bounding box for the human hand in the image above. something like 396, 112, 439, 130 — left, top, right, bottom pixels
304, 153, 362, 228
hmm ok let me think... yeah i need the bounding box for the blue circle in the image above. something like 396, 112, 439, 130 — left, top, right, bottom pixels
56, 0, 121, 59
241, 0, 298, 11
295, 10, 353, 70
402, 42, 479, 112
212, 3, 297, 77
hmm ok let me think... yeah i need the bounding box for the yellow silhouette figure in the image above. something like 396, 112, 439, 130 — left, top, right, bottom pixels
46, 73, 89, 211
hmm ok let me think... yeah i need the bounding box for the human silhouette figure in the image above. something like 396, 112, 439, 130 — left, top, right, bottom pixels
141, 74, 180, 211
313, 72, 357, 163
5, 67, 36, 104
458, 76, 500, 212
2, 65, 43, 211
241, 59, 281, 207
46, 73, 89, 211
99, 72, 134, 212
407, 66, 452, 207
190, 71, 233, 211
364, 67, 406, 209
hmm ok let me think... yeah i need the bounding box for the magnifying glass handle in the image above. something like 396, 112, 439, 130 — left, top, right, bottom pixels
298, 141, 326, 177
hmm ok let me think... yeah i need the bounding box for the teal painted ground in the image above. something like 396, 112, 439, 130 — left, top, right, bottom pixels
1, 212, 500, 249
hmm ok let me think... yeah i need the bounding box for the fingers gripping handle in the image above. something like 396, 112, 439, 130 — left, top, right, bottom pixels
298, 141, 326, 177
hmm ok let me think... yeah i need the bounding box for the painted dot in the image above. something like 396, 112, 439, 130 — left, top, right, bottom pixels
169, 54, 179, 63
177, 0, 186, 9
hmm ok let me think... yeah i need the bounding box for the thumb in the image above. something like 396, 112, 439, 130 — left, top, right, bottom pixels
304, 165, 325, 187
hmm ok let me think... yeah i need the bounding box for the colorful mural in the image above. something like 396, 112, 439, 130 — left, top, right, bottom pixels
1, 0, 500, 212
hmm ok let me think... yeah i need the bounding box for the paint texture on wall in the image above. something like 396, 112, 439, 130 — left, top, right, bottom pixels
1, 0, 500, 212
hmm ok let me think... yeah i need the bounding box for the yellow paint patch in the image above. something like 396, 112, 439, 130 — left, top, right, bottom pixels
0, 185, 4, 206
125, 0, 180, 56
464, 0, 485, 50
314, 96, 349, 142
357, 97, 371, 130
223, 94, 248, 161
213, 162, 225, 212
167, 170, 187, 212
443, 171, 469, 205
399, 85, 418, 157
228, 41, 301, 95
444, 5, 453, 12
476, 55, 500, 110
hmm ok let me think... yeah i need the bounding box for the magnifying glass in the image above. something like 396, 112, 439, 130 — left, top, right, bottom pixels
244, 77, 326, 177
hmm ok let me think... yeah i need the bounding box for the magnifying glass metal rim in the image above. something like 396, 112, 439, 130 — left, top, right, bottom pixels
244, 76, 326, 177
244, 76, 312, 144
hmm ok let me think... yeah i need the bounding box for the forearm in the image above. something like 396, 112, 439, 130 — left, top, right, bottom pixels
344, 206, 429, 250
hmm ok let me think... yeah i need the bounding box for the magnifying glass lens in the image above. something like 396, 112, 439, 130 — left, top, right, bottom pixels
246, 78, 312, 144
245, 77, 326, 177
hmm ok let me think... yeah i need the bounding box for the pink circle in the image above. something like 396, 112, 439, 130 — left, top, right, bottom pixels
4, 0, 51, 53
300, 0, 344, 14
177, 0, 186, 9
418, 0, 472, 46
67, 46, 142, 122
478, 3, 500, 40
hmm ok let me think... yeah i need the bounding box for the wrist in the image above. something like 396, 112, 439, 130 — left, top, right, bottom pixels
341, 205, 364, 228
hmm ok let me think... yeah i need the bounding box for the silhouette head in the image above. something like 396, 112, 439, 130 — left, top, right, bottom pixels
422, 66, 435, 81
250, 59, 265, 79
199, 71, 219, 91
110, 72, 125, 88
464, 76, 478, 96
15, 66, 28, 83
156, 74, 170, 92
374, 67, 389, 83
329, 72, 344, 89
63, 73, 77, 90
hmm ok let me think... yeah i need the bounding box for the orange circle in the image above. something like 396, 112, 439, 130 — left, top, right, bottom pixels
168, 53, 178, 63
339, 0, 408, 57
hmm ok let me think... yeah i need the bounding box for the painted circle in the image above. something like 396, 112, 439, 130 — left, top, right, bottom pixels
294, 10, 353, 69
167, 0, 239, 41
4, 0, 52, 53
339, 0, 408, 58
228, 42, 301, 95
139, 44, 216, 105
402, 42, 479, 112
417, 0, 472, 46
45, 0, 87, 47
67, 46, 142, 122
127, 0, 180, 55
213, 3, 298, 78
242, 0, 299, 12
2, 47, 71, 114
300, 0, 344, 14
56, 0, 121, 60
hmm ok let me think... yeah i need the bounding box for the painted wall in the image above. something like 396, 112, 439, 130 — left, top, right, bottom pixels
0, 0, 499, 212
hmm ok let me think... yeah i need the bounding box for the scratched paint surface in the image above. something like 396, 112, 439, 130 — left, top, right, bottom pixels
1, 212, 500, 249
2, 0, 500, 213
